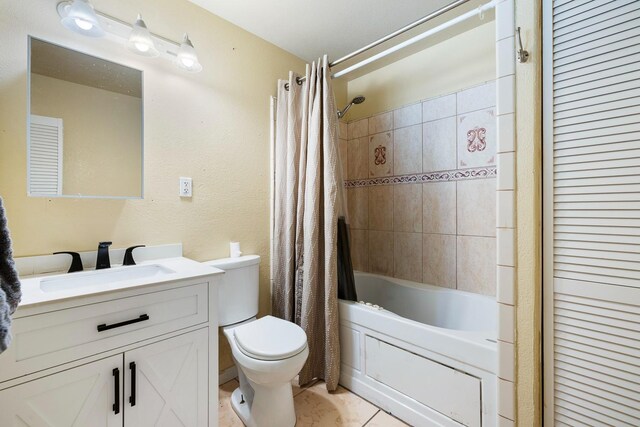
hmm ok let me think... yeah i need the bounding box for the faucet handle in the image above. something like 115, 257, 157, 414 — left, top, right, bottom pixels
123, 245, 145, 266
53, 251, 84, 273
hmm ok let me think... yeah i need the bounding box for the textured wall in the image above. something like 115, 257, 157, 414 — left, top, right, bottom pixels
0, 0, 305, 373
515, 0, 542, 424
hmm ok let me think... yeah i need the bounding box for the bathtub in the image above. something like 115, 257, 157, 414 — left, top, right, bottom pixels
338, 272, 497, 427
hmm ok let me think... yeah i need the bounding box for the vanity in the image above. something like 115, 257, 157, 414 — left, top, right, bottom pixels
0, 249, 222, 426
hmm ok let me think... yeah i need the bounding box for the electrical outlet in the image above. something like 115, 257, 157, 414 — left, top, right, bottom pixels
179, 177, 192, 197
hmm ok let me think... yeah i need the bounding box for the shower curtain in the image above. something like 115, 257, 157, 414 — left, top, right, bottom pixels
272, 56, 345, 391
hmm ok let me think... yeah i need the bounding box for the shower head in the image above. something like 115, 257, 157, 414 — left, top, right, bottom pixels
337, 95, 366, 118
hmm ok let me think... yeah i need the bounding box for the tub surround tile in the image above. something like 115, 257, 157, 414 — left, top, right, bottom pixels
497, 152, 515, 191
294, 382, 379, 427
339, 121, 348, 139
497, 75, 515, 116
457, 108, 496, 168
497, 228, 515, 267
348, 137, 369, 180
497, 265, 515, 305
348, 118, 368, 139
366, 411, 409, 426
456, 81, 496, 115
369, 132, 394, 178
497, 113, 515, 153
497, 37, 516, 78
422, 93, 456, 122
423, 181, 456, 235
457, 236, 496, 296
369, 231, 394, 276
498, 303, 515, 343
394, 232, 423, 282
423, 117, 457, 172
394, 103, 422, 128
423, 234, 456, 288
369, 111, 393, 135
347, 188, 368, 230
339, 138, 348, 179
497, 190, 515, 229
219, 380, 243, 426
498, 378, 515, 421
351, 229, 369, 272
394, 125, 423, 175
394, 184, 422, 232
369, 186, 393, 231
496, 0, 515, 41
457, 178, 496, 237
498, 340, 515, 382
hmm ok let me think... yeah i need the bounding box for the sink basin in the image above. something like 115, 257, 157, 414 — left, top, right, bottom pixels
40, 264, 176, 293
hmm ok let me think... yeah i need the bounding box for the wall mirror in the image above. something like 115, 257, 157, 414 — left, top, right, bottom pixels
28, 37, 143, 199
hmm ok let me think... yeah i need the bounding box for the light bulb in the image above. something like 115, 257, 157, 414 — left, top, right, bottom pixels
58, 0, 104, 37
180, 57, 194, 68
134, 42, 150, 52
126, 14, 159, 57
175, 33, 202, 72
74, 18, 93, 30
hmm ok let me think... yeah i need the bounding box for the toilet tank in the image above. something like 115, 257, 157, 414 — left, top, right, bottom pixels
203, 255, 260, 326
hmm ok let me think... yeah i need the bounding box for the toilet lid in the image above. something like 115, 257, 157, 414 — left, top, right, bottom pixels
234, 315, 307, 361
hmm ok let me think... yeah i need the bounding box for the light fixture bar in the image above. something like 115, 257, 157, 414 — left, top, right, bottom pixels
56, 1, 199, 67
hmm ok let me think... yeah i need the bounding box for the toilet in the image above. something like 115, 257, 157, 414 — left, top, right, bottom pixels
204, 255, 308, 427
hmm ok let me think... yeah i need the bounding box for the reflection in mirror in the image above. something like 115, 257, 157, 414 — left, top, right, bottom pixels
28, 37, 143, 199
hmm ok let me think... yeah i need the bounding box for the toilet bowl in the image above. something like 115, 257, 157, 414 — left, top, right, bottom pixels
223, 316, 308, 427
204, 256, 309, 427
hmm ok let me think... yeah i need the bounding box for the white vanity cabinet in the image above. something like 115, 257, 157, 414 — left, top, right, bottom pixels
0, 257, 221, 427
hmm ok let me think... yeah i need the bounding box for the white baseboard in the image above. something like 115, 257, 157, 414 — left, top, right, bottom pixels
219, 365, 238, 385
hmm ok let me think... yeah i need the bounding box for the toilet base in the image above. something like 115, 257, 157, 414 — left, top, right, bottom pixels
230, 382, 296, 427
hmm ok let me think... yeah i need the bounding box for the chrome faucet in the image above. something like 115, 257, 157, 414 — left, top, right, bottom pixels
96, 241, 112, 269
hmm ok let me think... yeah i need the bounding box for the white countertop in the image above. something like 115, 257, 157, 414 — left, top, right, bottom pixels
18, 257, 223, 309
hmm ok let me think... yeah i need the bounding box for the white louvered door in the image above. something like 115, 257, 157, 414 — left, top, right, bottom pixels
28, 114, 63, 196
543, 1, 640, 426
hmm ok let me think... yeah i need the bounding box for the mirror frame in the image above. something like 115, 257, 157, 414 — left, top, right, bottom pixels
27, 36, 145, 200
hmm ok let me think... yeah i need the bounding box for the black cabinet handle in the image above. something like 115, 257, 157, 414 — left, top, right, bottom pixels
97, 314, 150, 332
129, 361, 137, 406
113, 367, 120, 414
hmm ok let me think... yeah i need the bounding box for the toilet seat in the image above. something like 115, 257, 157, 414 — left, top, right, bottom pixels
234, 315, 307, 361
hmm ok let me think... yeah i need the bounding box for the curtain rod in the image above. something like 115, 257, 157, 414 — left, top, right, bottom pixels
329, 0, 472, 68
284, 0, 487, 90
332, 0, 496, 79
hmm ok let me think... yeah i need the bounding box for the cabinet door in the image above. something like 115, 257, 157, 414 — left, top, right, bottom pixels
124, 328, 209, 426
0, 354, 123, 427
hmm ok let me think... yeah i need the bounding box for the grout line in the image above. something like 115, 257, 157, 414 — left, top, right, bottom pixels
362, 410, 381, 426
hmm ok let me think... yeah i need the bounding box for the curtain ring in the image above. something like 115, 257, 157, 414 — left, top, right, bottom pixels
478, 5, 485, 20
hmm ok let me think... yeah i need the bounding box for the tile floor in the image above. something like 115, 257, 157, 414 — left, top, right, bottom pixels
219, 378, 408, 426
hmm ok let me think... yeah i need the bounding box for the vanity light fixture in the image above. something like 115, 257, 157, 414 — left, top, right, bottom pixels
57, 0, 105, 37
175, 34, 203, 73
127, 14, 159, 57
56, 2, 202, 73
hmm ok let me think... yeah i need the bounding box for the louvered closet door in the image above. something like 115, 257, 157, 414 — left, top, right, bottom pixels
543, 1, 640, 426
28, 114, 63, 196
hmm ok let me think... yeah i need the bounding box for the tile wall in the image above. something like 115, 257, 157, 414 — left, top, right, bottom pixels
339, 81, 498, 296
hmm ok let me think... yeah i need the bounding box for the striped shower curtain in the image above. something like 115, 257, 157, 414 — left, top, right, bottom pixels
272, 55, 345, 391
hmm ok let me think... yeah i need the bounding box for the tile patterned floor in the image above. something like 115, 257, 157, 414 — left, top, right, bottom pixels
219, 378, 408, 426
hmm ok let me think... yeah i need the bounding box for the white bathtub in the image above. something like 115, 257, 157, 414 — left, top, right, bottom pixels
338, 272, 497, 427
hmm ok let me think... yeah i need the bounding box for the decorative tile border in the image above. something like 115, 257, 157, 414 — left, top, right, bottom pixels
344, 166, 496, 188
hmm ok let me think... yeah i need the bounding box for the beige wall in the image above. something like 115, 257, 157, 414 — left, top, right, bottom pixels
515, 0, 542, 425
0, 0, 305, 373
343, 21, 495, 121
31, 74, 142, 197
